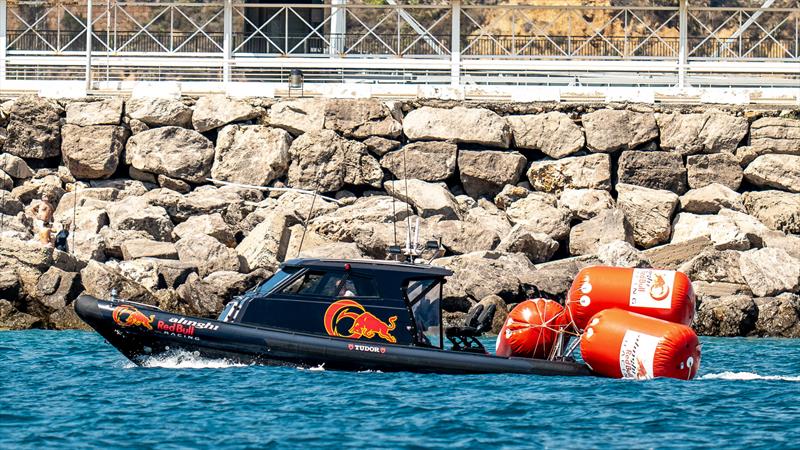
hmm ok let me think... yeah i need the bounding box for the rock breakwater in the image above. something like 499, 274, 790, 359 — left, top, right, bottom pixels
0, 94, 798, 336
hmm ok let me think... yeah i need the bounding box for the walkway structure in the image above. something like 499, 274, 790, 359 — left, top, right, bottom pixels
0, 0, 798, 103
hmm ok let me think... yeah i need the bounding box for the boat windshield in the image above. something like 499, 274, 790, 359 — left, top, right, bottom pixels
252, 267, 299, 296
407, 279, 442, 348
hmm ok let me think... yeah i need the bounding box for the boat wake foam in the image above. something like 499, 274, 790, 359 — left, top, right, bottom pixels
700, 371, 800, 382
128, 351, 247, 369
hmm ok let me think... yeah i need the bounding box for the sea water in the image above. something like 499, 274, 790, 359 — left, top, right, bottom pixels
1, 331, 798, 449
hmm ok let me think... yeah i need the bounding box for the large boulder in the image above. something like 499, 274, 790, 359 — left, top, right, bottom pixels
267, 98, 325, 135
526, 255, 599, 297
742, 190, 800, 234
686, 153, 743, 190
432, 251, 537, 303
4, 95, 62, 159
0, 300, 43, 330
671, 212, 750, 250
526, 154, 611, 193
0, 190, 23, 215
80, 260, 159, 305
403, 106, 511, 148
287, 130, 382, 192
61, 124, 128, 179
507, 112, 584, 158
364, 136, 400, 156
748, 117, 800, 156
236, 208, 298, 271
429, 219, 501, 255
0, 154, 33, 179
657, 111, 748, 155
380, 141, 457, 182
558, 188, 614, 220
616, 183, 678, 248
106, 196, 174, 241
121, 239, 178, 260
173, 213, 236, 247
177, 270, 267, 318
65, 98, 123, 126
504, 192, 570, 240
176, 234, 241, 277
324, 99, 402, 139
569, 209, 633, 255
126, 127, 215, 183
582, 109, 658, 153
32, 267, 81, 315
642, 236, 712, 270
678, 248, 747, 285
496, 224, 559, 263
384, 179, 460, 220
617, 150, 687, 194
738, 247, 800, 297
126, 97, 192, 128
458, 150, 527, 198
192, 95, 261, 132
743, 154, 800, 193
494, 184, 530, 210
211, 125, 291, 186
679, 183, 744, 214
693, 295, 757, 336
752, 295, 800, 338
597, 240, 651, 268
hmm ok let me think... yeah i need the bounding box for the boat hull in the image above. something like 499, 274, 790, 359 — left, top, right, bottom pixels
75, 295, 592, 376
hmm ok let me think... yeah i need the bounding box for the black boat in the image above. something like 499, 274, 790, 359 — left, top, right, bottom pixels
75, 258, 591, 376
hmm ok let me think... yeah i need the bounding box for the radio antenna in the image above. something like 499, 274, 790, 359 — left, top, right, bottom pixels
71, 184, 78, 254
296, 169, 321, 258
0, 189, 5, 235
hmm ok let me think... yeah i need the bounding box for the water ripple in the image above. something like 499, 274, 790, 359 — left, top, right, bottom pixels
1, 332, 799, 449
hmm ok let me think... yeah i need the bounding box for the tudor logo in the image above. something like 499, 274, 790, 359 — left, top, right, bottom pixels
348, 343, 387, 354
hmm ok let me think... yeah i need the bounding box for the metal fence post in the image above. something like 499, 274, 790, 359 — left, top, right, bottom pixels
451, 0, 461, 87
224, 0, 232, 85
0, 0, 7, 85
85, 0, 93, 91
678, 0, 687, 88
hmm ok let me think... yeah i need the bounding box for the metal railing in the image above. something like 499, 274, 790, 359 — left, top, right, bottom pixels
1, 1, 799, 93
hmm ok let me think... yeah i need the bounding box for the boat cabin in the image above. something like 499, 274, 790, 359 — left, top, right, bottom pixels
219, 259, 454, 348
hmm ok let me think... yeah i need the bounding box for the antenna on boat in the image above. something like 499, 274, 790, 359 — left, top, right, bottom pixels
0, 189, 5, 236
296, 171, 321, 258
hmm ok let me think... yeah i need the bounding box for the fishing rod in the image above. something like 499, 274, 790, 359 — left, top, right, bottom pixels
205, 178, 343, 205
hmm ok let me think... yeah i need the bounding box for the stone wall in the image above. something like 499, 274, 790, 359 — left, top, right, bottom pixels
0, 94, 798, 337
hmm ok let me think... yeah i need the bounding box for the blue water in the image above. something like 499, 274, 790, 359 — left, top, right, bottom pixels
1, 331, 799, 449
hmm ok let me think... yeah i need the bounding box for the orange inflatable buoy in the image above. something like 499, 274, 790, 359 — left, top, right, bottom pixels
496, 299, 565, 359
580, 308, 701, 380
566, 266, 695, 331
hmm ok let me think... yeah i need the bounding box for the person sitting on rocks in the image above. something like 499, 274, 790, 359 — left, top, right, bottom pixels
26, 192, 55, 247
54, 220, 70, 252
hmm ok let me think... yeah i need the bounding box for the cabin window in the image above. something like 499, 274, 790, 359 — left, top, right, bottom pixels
337, 274, 379, 298
407, 279, 443, 348
253, 267, 298, 296
278, 270, 344, 297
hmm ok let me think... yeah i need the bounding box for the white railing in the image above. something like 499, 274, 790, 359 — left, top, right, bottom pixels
0, 1, 798, 100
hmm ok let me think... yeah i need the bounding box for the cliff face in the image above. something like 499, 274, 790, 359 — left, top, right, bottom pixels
0, 94, 798, 336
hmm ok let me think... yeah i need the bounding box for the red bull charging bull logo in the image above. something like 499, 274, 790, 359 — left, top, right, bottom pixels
324, 299, 397, 344
112, 305, 155, 330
